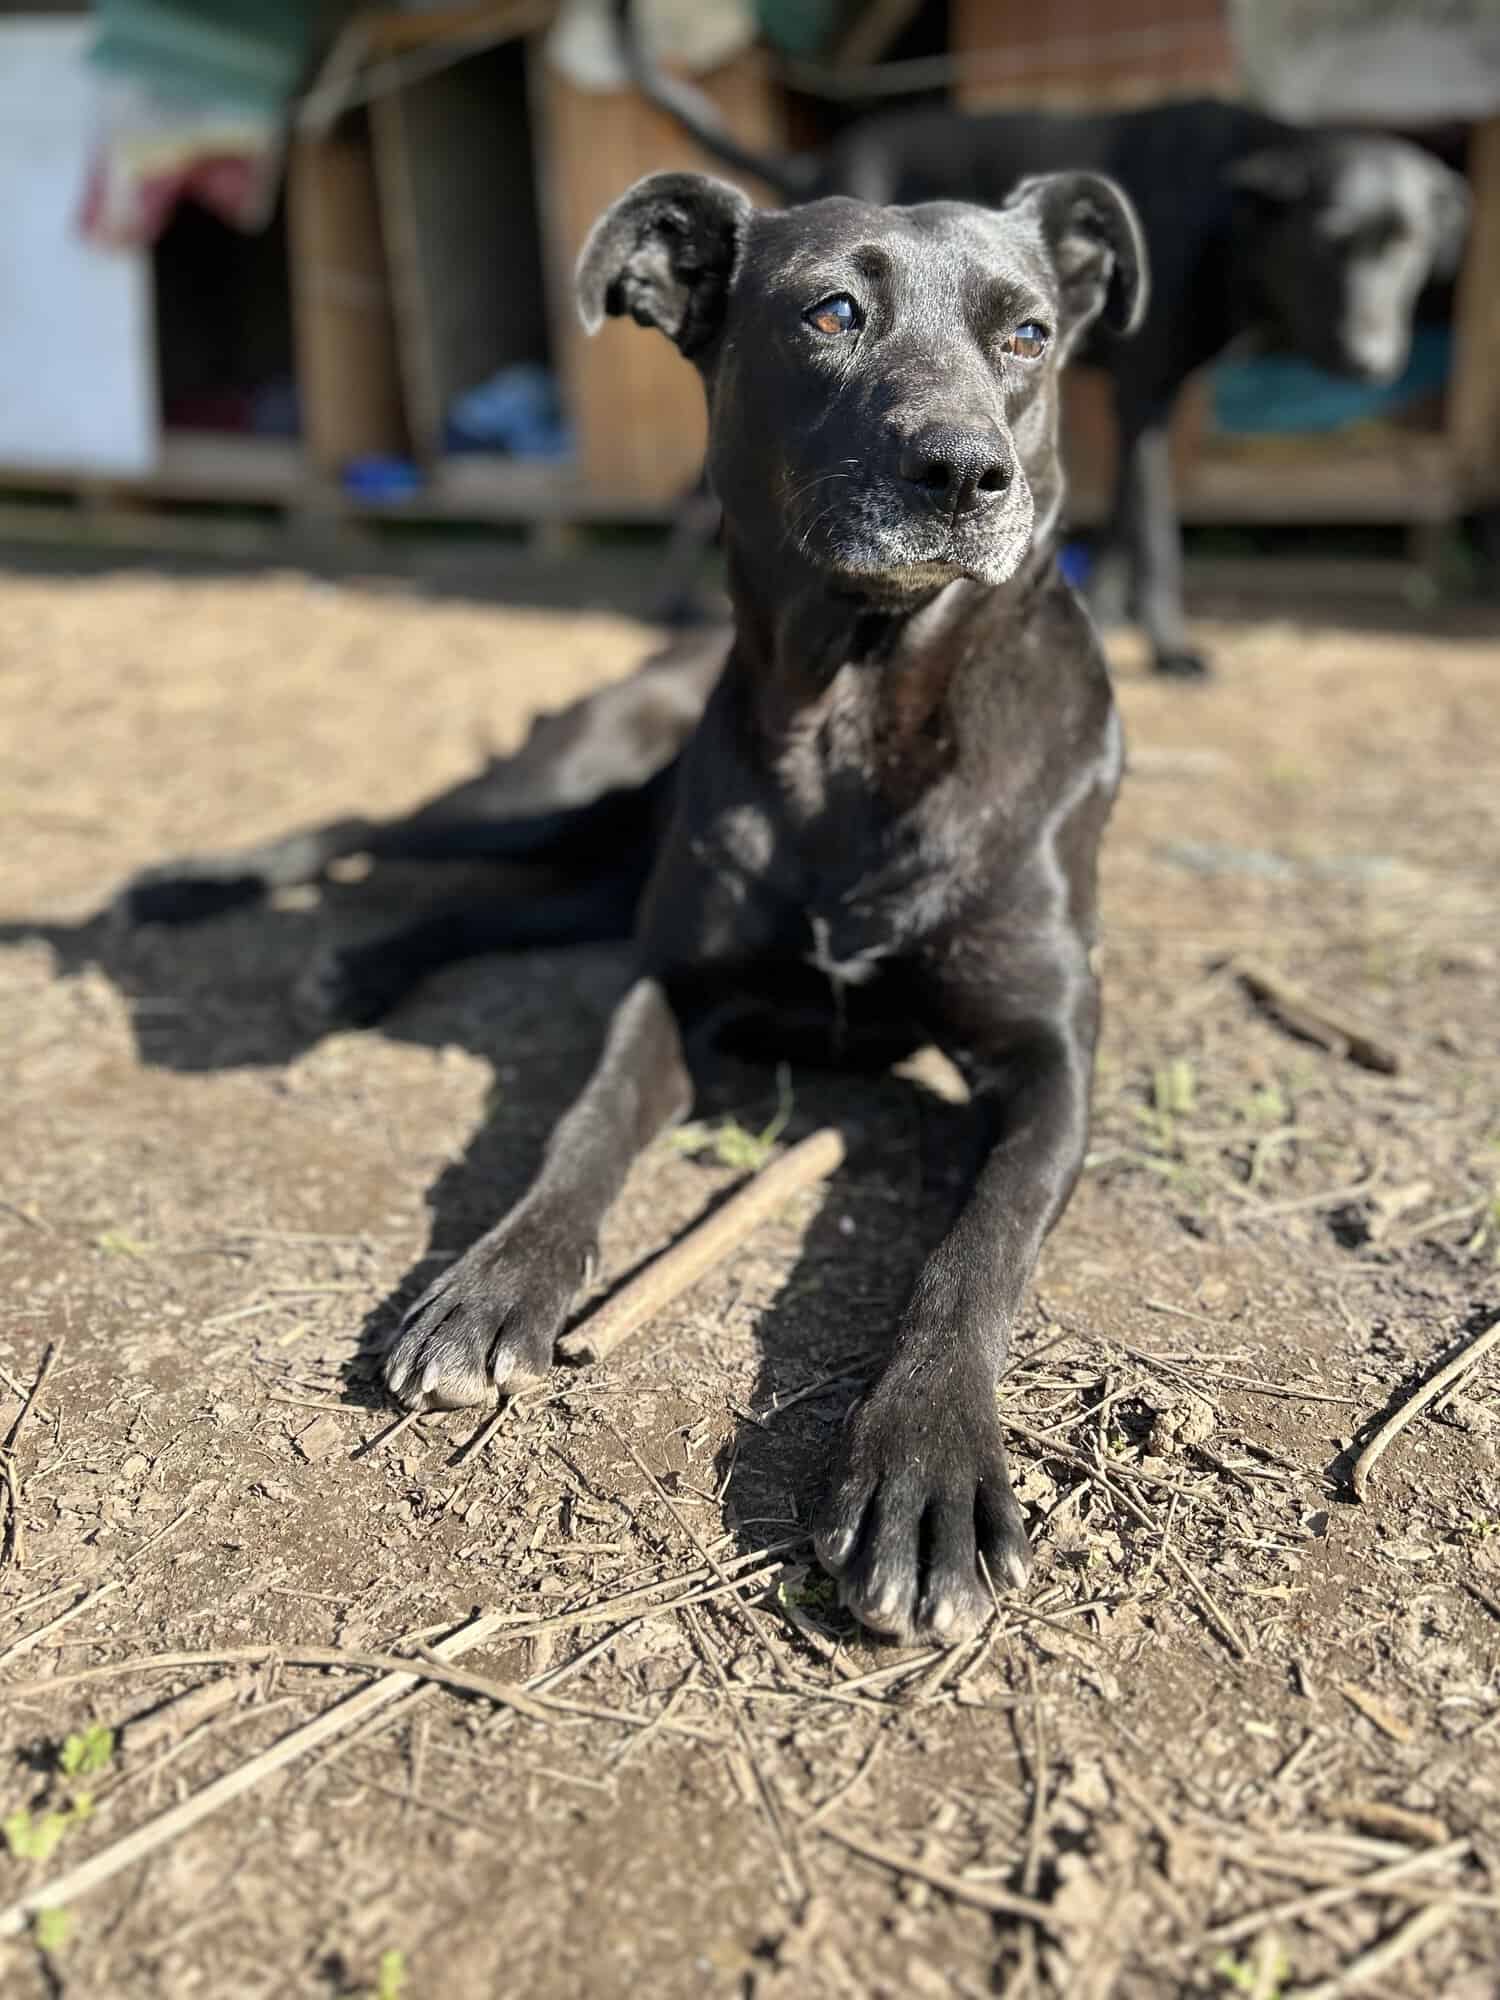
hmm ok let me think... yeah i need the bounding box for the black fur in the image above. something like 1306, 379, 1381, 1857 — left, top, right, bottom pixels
359, 172, 1143, 1644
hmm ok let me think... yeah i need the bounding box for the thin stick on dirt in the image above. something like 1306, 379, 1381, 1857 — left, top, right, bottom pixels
453, 1405, 509, 1465
0, 1610, 515, 1941
557, 1127, 847, 1365
351, 1405, 423, 1460
0, 1460, 22, 1570
4, 1638, 725, 1725
1351, 1314, 1500, 1501
816, 1822, 1057, 1930
8, 1543, 805, 1700
1204, 1837, 1470, 1946
0, 1579, 122, 1670
1, 1340, 63, 1569
3, 1338, 61, 1455
800, 1724, 891, 1829
1284, 1900, 1460, 2000
1162, 1545, 1248, 1661
1235, 957, 1401, 1074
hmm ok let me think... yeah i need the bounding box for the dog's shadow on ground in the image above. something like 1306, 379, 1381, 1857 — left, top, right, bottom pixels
2, 881, 984, 1540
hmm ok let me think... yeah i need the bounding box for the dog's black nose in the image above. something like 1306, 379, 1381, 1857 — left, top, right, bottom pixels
898, 425, 1011, 513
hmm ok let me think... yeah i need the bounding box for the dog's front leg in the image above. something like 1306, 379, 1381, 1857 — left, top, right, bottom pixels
382, 976, 694, 1408
815, 984, 1096, 1646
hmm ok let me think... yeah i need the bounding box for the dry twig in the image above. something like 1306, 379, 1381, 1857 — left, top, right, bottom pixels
558, 1128, 846, 1365
1283, 1899, 1460, 1999
1, 1339, 63, 1568
0, 1611, 513, 1940
817, 1822, 1056, 1930
1205, 1837, 1470, 1945
1351, 1315, 1500, 1501
1235, 957, 1401, 1073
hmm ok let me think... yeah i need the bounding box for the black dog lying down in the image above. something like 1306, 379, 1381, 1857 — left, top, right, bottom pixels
125, 167, 1147, 1643
618, 9, 1469, 678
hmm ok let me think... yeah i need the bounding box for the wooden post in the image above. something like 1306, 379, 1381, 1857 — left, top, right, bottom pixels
532, 47, 783, 510
1450, 118, 1500, 505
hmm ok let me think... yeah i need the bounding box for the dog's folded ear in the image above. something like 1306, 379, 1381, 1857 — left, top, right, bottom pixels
1003, 172, 1148, 341
576, 171, 751, 357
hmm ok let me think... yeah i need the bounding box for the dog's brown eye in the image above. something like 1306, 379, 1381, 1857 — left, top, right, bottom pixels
805, 295, 861, 337
1004, 321, 1049, 360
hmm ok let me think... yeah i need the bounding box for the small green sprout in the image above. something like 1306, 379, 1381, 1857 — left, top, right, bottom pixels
3, 1795, 92, 1866
372, 1949, 407, 2000
1214, 1945, 1288, 1997
34, 1907, 71, 1954
669, 1066, 794, 1171
59, 1725, 115, 1779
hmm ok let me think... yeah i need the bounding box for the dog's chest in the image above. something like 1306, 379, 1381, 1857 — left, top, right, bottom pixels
804, 907, 896, 989
760, 675, 975, 980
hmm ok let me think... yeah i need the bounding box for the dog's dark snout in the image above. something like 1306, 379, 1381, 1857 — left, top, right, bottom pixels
898, 425, 1012, 514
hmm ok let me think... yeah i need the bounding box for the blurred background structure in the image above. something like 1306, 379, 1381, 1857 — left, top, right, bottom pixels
0, 0, 1497, 578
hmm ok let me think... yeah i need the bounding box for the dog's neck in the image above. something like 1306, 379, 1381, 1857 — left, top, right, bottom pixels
721, 528, 1050, 750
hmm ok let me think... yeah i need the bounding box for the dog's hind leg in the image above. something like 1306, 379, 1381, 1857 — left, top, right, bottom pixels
1113, 405, 1208, 680
118, 816, 380, 926
117, 630, 720, 926
118, 755, 680, 927
296, 864, 648, 1026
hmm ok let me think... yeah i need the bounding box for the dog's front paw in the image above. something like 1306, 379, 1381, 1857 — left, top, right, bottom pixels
381, 1219, 589, 1410
814, 1380, 1030, 1646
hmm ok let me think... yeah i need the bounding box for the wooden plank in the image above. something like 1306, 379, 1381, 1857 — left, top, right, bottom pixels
288, 128, 408, 474
534, 48, 784, 508
1450, 118, 1500, 504
372, 39, 547, 463
0, 434, 304, 502
1181, 434, 1456, 524
950, 0, 1234, 112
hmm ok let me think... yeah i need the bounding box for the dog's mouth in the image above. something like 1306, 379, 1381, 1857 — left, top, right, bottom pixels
806, 475, 1037, 593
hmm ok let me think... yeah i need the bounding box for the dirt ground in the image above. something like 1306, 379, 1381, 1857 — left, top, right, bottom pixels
1, 557, 1497, 2000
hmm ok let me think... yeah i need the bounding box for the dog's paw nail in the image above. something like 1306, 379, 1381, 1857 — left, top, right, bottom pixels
999, 1542, 1032, 1591
490, 1345, 522, 1393
922, 1590, 973, 1643
813, 1517, 858, 1571
859, 1584, 910, 1635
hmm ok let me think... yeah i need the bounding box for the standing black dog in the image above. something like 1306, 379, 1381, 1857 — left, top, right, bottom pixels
363, 167, 1146, 1646
620, 10, 1468, 677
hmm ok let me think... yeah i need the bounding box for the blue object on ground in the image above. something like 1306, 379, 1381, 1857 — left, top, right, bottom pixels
342, 455, 423, 502
1058, 541, 1092, 588
446, 364, 572, 459
1211, 325, 1451, 435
